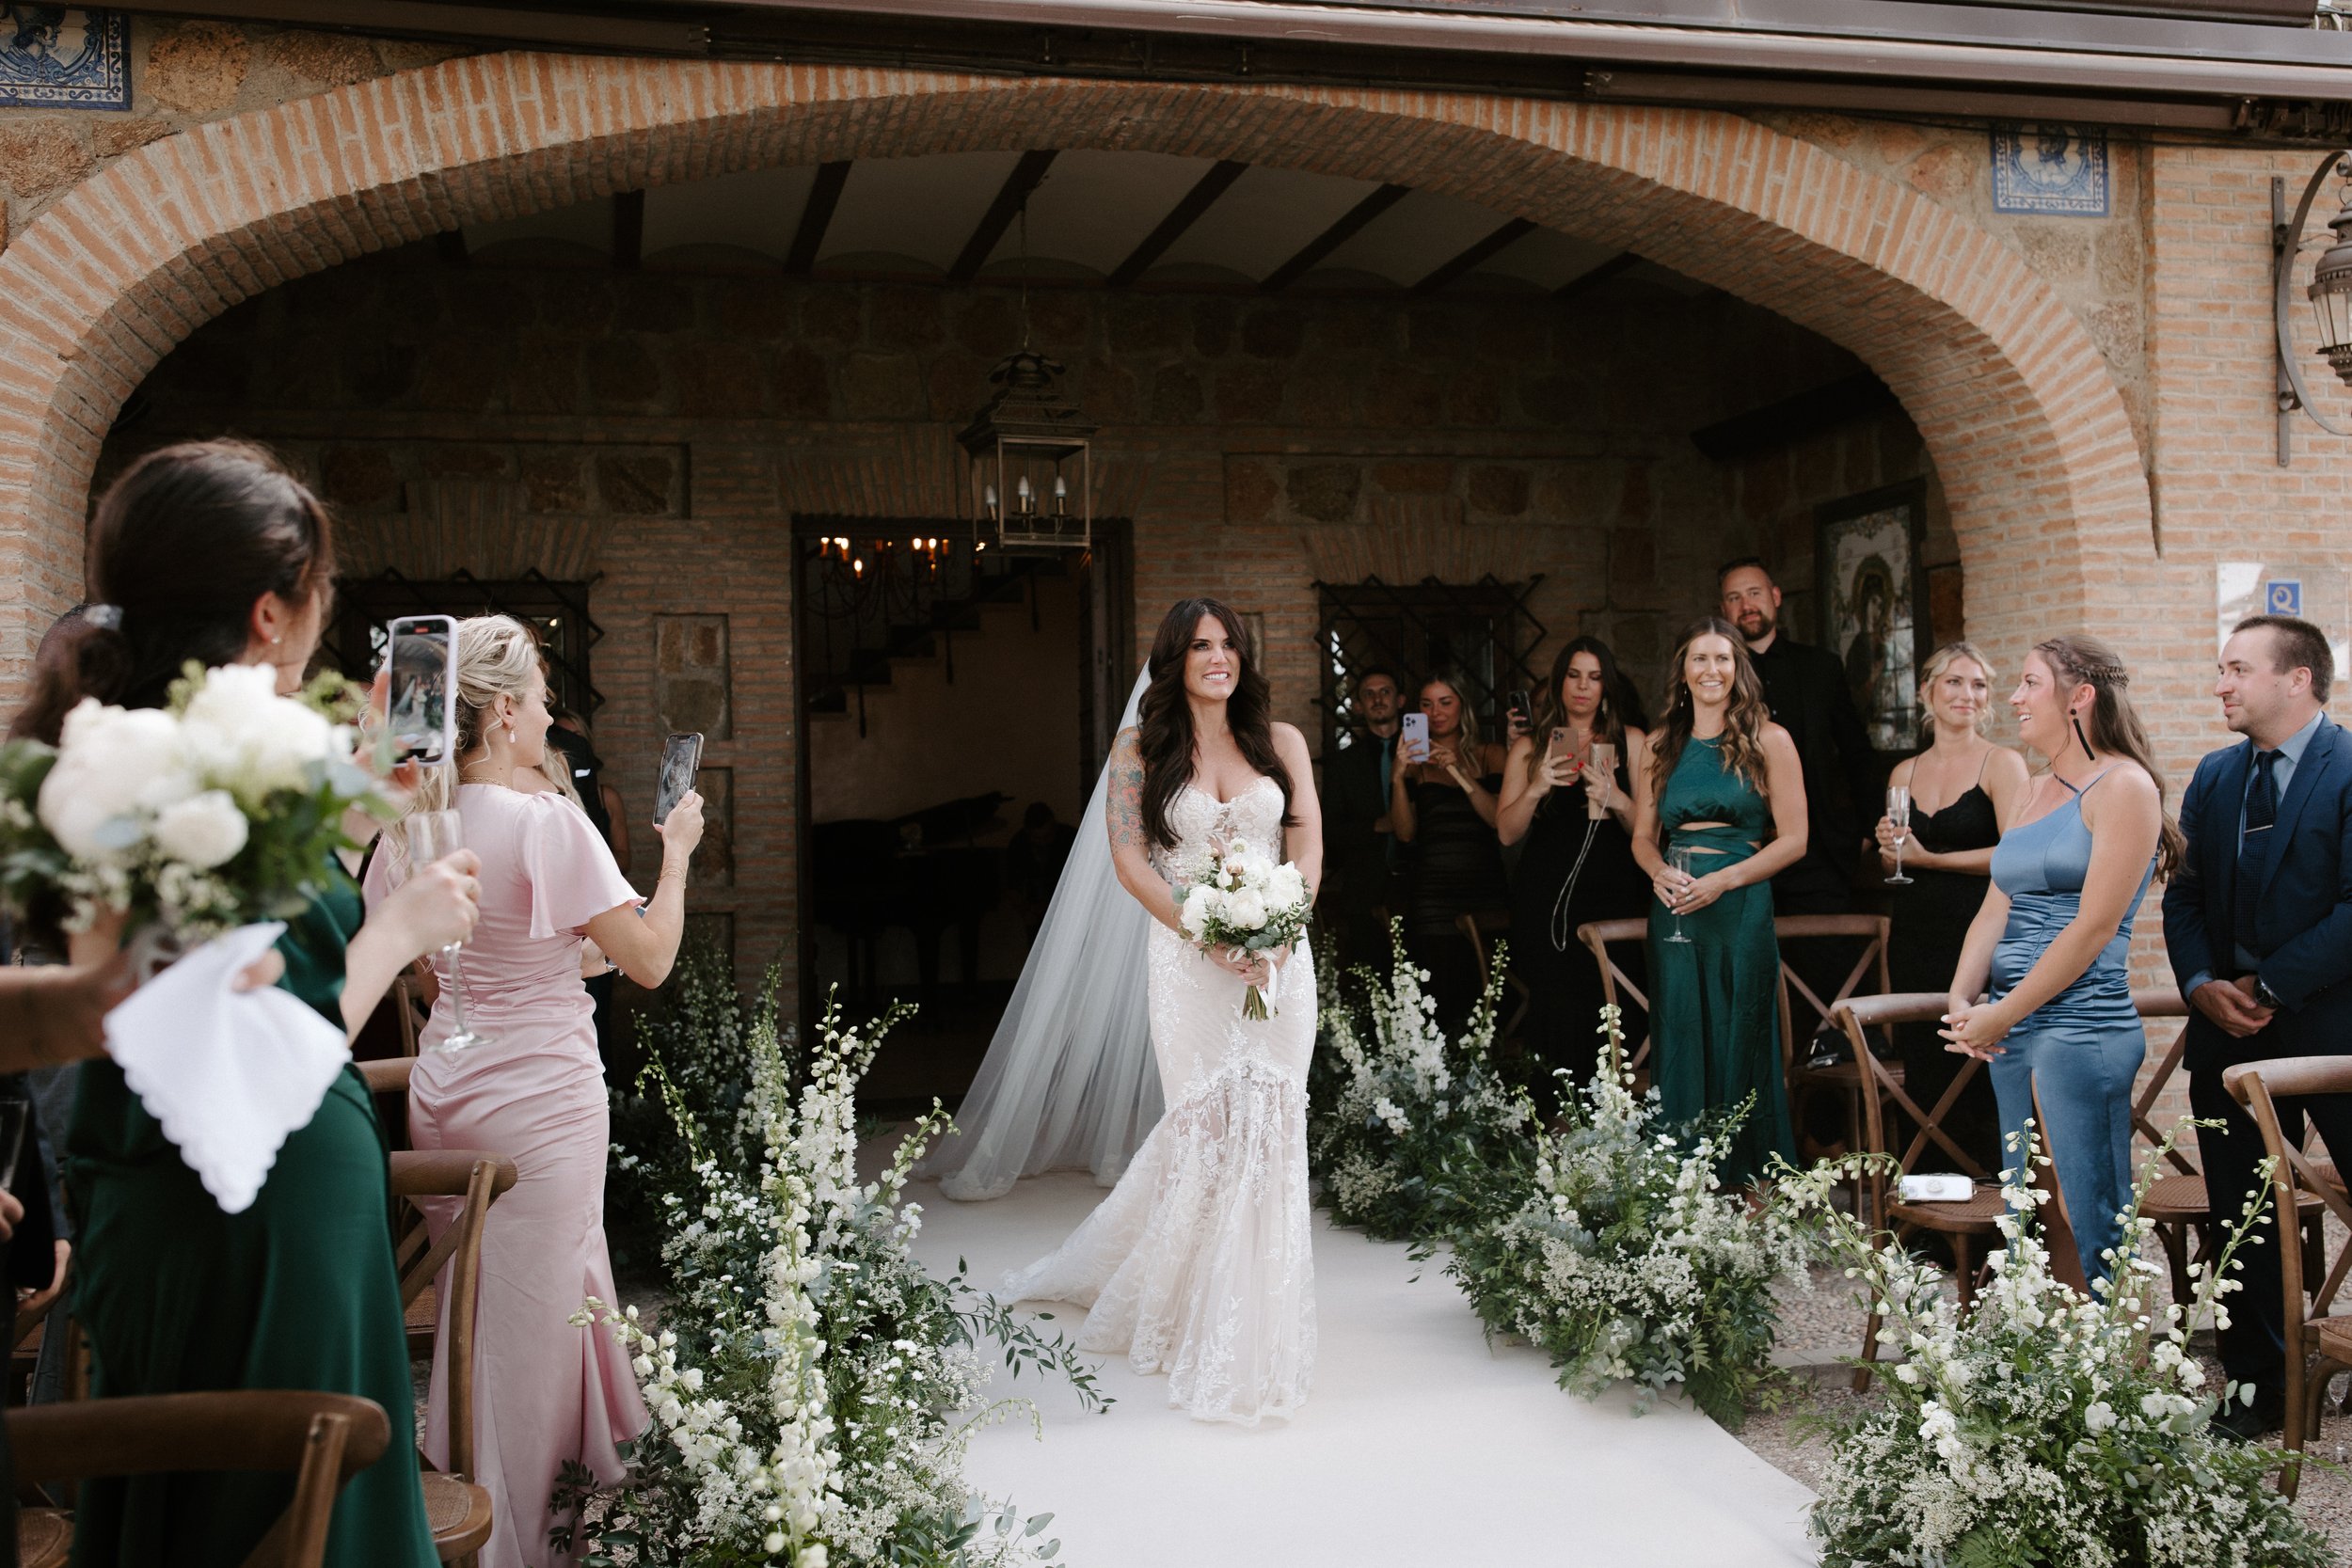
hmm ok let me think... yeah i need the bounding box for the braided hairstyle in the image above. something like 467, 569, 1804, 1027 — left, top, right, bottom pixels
2032, 633, 2185, 879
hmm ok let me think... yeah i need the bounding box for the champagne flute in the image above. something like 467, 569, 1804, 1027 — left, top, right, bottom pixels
1664, 844, 1696, 944
1884, 785, 1915, 887
405, 809, 489, 1053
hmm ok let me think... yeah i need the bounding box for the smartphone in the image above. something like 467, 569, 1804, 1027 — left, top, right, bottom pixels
1549, 725, 1575, 762
653, 732, 705, 826
1508, 689, 1534, 730
384, 615, 457, 766
1399, 711, 1430, 762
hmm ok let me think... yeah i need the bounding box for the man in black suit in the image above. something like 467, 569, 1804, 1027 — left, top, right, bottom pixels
1321, 666, 1406, 967
2164, 613, 2352, 1439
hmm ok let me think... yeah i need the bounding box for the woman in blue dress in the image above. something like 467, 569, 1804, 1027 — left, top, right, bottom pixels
1940, 634, 2181, 1289
1629, 617, 1809, 1187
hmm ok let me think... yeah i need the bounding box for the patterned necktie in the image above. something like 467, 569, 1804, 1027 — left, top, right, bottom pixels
2235, 749, 2280, 957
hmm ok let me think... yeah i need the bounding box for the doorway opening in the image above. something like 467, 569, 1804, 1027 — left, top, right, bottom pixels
794, 515, 1133, 1113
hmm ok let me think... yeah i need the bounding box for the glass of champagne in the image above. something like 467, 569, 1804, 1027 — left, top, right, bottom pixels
405, 809, 489, 1053
1664, 844, 1696, 944
1884, 784, 1915, 886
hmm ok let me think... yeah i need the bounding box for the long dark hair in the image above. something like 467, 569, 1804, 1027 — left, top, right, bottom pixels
1136, 597, 1291, 850
1523, 636, 1649, 784
1646, 616, 1772, 800
11, 440, 336, 742
2031, 633, 2185, 879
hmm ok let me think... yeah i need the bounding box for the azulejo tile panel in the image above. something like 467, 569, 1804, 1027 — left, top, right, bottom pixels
1990, 124, 2109, 217
0, 7, 129, 111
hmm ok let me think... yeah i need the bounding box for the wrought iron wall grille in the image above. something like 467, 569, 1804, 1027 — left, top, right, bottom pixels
328, 569, 604, 719
1316, 575, 1548, 760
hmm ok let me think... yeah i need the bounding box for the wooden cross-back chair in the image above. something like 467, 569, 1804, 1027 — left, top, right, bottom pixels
359, 1058, 509, 1566
11, 1390, 389, 1568
1840, 992, 2005, 1391
1574, 918, 1654, 1075
1454, 910, 1532, 1044
2120, 989, 2220, 1310
1775, 914, 1898, 1178
2224, 1055, 2352, 1497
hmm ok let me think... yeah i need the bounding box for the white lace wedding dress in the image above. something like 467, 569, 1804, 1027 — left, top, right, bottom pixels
1001, 774, 1318, 1425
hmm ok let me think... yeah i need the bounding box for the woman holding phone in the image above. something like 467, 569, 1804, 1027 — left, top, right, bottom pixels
15, 441, 481, 1568
366, 615, 705, 1568
1498, 638, 1651, 1100
1391, 672, 1510, 1024
1630, 617, 1806, 1187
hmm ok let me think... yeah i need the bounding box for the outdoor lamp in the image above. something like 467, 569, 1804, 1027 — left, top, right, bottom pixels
2272, 151, 2352, 456
959, 349, 1094, 549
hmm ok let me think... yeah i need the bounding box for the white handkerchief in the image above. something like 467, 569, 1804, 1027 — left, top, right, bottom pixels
104, 922, 352, 1215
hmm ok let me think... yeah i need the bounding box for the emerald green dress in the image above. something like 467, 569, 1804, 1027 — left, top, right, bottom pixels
66, 876, 437, 1568
1646, 736, 1797, 1187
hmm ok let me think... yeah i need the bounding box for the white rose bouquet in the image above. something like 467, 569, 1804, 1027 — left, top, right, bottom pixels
0, 661, 388, 951
1175, 840, 1311, 1020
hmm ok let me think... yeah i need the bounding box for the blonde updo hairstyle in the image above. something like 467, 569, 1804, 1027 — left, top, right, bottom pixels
390, 614, 578, 863
1916, 641, 1996, 736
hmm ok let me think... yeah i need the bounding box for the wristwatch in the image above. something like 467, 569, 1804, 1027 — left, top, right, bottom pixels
2254, 976, 2283, 1011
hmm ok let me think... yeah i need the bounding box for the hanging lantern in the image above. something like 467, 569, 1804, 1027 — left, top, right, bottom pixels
2312, 182, 2352, 388
959, 350, 1094, 549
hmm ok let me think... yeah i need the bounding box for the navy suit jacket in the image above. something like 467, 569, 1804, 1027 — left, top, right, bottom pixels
2164, 714, 2352, 1072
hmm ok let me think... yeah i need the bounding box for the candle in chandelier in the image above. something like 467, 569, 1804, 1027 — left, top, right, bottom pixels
1053, 473, 1068, 516
852, 557, 864, 577
1017, 474, 1033, 515
983, 483, 998, 520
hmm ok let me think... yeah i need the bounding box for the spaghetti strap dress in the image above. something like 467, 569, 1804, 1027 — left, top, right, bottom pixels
1508, 751, 1649, 1095
1985, 770, 2155, 1284
65, 877, 437, 1568
1889, 772, 2002, 1173
1646, 736, 1796, 1187
1404, 771, 1509, 1025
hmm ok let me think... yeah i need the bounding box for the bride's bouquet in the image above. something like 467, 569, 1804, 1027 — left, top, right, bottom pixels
0, 661, 386, 952
1176, 840, 1311, 1020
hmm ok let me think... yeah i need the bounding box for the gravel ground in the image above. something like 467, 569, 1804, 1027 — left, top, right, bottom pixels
1747, 1256, 2352, 1565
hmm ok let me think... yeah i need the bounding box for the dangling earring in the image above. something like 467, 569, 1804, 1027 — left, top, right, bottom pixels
2071, 708, 2094, 761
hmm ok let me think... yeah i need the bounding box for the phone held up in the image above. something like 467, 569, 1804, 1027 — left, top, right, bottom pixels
653, 732, 705, 826
1507, 689, 1534, 732
1398, 710, 1430, 764
384, 615, 458, 767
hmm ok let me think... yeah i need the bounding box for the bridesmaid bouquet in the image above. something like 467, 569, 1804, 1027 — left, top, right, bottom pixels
0, 662, 386, 952
1175, 841, 1311, 1019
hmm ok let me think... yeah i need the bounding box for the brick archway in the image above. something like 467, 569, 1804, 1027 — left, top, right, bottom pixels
0, 55, 2150, 694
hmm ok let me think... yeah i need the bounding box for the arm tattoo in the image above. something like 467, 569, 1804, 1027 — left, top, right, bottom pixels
1107, 729, 1148, 852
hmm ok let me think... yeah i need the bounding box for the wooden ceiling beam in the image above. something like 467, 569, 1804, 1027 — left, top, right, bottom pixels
1108, 159, 1248, 287
1260, 183, 1409, 293
1410, 215, 1535, 294
1552, 250, 1641, 301
950, 150, 1060, 282
786, 160, 852, 275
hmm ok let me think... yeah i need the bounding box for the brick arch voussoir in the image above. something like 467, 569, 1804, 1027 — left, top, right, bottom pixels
0, 56, 2150, 686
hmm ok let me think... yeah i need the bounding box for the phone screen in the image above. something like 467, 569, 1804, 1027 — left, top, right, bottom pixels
653, 732, 705, 825
1508, 689, 1533, 726
384, 615, 457, 766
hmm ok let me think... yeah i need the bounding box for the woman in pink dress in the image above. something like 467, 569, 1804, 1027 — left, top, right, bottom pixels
367, 615, 704, 1568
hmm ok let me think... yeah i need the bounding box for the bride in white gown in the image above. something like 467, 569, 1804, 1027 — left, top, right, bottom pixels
1003, 598, 1322, 1426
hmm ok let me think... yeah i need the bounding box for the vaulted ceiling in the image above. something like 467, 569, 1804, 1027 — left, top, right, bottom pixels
457, 150, 1705, 297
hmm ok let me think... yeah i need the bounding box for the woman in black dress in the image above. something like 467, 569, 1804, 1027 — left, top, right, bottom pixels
1873, 641, 2030, 1174
1391, 672, 1509, 1027
1498, 638, 1651, 1103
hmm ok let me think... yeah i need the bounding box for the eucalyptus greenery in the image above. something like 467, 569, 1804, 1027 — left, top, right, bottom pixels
1442, 1006, 1810, 1429
565, 984, 1105, 1568
1781, 1127, 2330, 1568
1305, 918, 1531, 1242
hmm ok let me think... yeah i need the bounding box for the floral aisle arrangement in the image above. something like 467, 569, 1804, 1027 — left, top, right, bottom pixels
1306, 918, 1531, 1242
1175, 838, 1312, 1020
1443, 1008, 1809, 1428
567, 989, 1105, 1568
0, 662, 383, 944
1779, 1133, 2330, 1568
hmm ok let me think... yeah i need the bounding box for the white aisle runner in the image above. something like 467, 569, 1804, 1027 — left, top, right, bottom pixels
905, 1169, 1820, 1567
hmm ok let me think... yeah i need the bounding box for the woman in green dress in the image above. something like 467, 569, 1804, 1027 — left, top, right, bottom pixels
10, 441, 483, 1568
1629, 616, 1807, 1187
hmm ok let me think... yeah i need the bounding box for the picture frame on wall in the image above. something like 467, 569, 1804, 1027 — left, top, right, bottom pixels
1817, 480, 1929, 754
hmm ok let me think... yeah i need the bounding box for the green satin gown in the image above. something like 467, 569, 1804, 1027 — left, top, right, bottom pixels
1646, 736, 1797, 1187
65, 876, 437, 1568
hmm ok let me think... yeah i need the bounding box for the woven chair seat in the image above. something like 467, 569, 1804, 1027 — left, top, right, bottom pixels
2312, 1315, 2352, 1363
1892, 1189, 2008, 1233
421, 1472, 494, 1560
18, 1509, 72, 1568
2142, 1172, 2208, 1220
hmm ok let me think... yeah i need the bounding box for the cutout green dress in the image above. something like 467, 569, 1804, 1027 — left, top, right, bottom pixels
65, 876, 437, 1568
1646, 736, 1797, 1187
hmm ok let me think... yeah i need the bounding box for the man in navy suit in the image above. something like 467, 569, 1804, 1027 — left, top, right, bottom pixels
2165, 613, 2352, 1439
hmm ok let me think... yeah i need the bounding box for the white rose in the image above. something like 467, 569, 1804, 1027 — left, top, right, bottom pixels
151, 790, 249, 869
182, 664, 334, 797
1179, 884, 1216, 938
1226, 889, 1268, 930
40, 701, 193, 860
2084, 1401, 2117, 1433
1267, 863, 1307, 909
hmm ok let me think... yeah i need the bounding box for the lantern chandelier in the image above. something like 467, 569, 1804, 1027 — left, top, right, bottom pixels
958, 347, 1095, 550
2273, 150, 2352, 462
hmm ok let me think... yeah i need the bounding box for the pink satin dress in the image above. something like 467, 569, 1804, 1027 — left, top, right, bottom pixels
364, 784, 648, 1568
